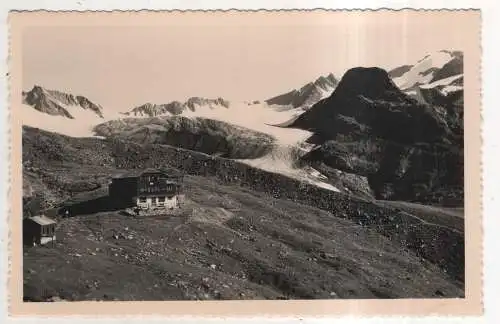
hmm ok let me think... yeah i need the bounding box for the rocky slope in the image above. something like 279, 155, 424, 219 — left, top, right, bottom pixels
288, 67, 463, 205
22, 126, 464, 302
266, 73, 338, 110
24, 180, 463, 301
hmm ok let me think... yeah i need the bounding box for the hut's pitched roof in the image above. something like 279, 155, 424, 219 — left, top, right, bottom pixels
112, 168, 183, 179
29, 215, 57, 226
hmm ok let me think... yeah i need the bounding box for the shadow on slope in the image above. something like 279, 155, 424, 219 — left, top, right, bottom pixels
59, 195, 127, 218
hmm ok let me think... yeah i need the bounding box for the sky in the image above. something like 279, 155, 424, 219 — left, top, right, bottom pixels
21, 11, 474, 112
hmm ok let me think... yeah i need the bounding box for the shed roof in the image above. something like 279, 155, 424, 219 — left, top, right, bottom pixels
112, 168, 183, 179
29, 215, 57, 226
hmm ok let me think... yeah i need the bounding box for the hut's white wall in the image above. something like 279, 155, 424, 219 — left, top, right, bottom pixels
165, 196, 178, 209
40, 235, 56, 245
136, 196, 178, 209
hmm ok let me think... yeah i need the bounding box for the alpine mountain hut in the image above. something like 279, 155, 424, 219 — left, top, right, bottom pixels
109, 168, 184, 210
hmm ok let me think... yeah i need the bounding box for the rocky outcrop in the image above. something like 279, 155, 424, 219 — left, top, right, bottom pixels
93, 116, 275, 159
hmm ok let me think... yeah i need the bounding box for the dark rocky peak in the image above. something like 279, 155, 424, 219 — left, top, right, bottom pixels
185, 97, 230, 109
216, 97, 230, 108
76, 95, 103, 116
185, 97, 205, 107
138, 102, 155, 109
326, 73, 338, 85
29, 85, 46, 95
332, 67, 412, 103
130, 102, 154, 112
289, 66, 450, 146
128, 102, 169, 117
313, 73, 338, 91
23, 85, 43, 103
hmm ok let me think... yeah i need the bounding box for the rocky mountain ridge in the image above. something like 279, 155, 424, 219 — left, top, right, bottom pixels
125, 97, 230, 118
22, 85, 104, 119
265, 73, 338, 109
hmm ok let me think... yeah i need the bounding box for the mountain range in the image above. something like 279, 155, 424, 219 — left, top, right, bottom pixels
21, 49, 466, 301
21, 50, 464, 205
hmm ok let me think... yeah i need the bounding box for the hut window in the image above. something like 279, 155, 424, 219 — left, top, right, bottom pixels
139, 197, 147, 203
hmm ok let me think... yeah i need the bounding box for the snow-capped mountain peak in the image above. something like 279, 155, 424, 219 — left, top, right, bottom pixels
392, 50, 462, 91
390, 50, 464, 107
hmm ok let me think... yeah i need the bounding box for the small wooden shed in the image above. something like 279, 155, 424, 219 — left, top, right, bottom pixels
23, 215, 57, 247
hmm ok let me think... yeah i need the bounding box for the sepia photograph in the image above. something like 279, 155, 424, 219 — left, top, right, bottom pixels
7, 9, 482, 315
